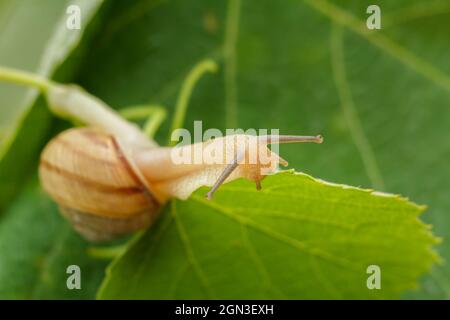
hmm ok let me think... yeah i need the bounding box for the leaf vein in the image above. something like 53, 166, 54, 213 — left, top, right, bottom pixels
240, 225, 286, 298
223, 0, 241, 127
303, 0, 450, 92
217, 187, 415, 213
171, 201, 215, 298
191, 195, 361, 272
329, 23, 385, 190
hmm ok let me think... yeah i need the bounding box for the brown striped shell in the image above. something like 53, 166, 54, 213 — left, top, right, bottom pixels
39, 127, 160, 242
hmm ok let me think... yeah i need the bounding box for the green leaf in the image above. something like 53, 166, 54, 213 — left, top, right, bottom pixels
0, 178, 109, 299
98, 172, 439, 299
74, 0, 450, 298
0, 0, 104, 210
1, 0, 447, 299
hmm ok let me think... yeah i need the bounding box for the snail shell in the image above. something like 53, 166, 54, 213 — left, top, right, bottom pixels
39, 127, 160, 242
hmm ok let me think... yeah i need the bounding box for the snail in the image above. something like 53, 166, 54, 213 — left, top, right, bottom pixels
38, 85, 323, 241
0, 65, 323, 242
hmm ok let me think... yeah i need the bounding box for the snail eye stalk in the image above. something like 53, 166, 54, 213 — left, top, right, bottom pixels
259, 135, 323, 144
206, 134, 323, 199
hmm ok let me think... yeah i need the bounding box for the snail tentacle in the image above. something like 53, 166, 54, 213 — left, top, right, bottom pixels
206, 151, 244, 200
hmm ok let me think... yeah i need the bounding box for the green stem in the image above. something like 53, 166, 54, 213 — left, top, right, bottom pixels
0, 66, 55, 93
87, 243, 129, 260
168, 59, 218, 145
87, 231, 145, 260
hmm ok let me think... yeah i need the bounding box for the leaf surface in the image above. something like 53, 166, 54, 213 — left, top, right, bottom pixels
0, 179, 110, 299
0, 0, 448, 299
74, 0, 449, 298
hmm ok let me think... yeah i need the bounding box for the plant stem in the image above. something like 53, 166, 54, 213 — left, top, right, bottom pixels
0, 66, 55, 93
143, 107, 167, 138
87, 243, 128, 260
168, 59, 218, 145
